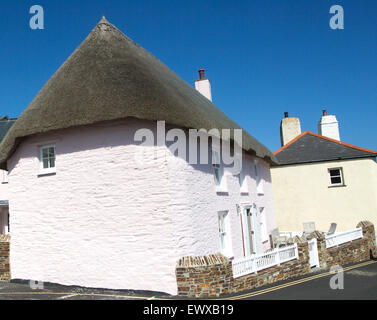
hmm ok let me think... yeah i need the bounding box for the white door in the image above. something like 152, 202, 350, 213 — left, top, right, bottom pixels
241, 206, 257, 256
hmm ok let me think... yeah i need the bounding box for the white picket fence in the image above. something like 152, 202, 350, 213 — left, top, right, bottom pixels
325, 227, 363, 248
232, 243, 298, 278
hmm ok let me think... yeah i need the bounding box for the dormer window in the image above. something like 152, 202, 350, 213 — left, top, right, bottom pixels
40, 145, 56, 175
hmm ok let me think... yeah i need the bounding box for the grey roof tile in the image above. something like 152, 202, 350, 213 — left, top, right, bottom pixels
275, 131, 377, 165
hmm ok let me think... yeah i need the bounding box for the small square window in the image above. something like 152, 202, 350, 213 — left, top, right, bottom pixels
328, 168, 344, 186
40, 145, 56, 174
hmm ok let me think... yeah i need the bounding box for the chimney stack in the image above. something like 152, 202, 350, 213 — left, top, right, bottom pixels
195, 69, 212, 102
280, 112, 302, 147
318, 109, 340, 141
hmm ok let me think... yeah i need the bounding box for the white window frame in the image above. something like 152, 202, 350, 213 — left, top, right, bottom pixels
235, 159, 248, 193
218, 211, 233, 258
212, 149, 227, 192
259, 207, 269, 243
255, 161, 264, 195
328, 167, 344, 186
39, 145, 56, 175
2, 171, 8, 184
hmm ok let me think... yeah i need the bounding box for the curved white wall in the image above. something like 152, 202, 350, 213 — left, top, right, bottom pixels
8, 118, 276, 295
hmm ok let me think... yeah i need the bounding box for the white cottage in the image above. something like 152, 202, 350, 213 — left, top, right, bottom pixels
0, 18, 278, 295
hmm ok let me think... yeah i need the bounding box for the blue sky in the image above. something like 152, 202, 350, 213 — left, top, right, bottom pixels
0, 0, 376, 152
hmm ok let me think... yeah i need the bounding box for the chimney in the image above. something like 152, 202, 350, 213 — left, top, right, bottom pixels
280, 112, 302, 147
318, 109, 340, 141
195, 69, 212, 101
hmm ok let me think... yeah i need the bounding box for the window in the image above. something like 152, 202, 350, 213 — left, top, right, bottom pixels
238, 171, 244, 187
40, 145, 56, 174
212, 150, 222, 186
255, 161, 264, 194
259, 207, 269, 243
2, 171, 8, 184
328, 168, 344, 186
218, 211, 232, 258
234, 158, 247, 193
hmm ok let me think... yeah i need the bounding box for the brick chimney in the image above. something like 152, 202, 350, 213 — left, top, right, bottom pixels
195, 69, 212, 102
318, 109, 340, 141
280, 112, 302, 146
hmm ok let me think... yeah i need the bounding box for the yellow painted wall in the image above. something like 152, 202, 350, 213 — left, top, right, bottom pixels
271, 158, 377, 232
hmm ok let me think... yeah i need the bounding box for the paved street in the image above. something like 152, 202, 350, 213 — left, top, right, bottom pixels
229, 260, 377, 300
0, 260, 375, 300
0, 281, 165, 300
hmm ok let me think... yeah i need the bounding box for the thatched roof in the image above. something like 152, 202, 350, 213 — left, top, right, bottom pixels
0, 17, 277, 170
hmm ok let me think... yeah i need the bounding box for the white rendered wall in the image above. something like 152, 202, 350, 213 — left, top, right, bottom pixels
8, 118, 276, 295
271, 158, 377, 232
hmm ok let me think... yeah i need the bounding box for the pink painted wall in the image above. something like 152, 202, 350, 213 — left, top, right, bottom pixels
7, 118, 276, 295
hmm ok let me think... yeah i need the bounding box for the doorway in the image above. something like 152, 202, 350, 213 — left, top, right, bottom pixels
241, 204, 258, 256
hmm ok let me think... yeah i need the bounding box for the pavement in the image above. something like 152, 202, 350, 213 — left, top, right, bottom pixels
217, 260, 377, 300
0, 260, 376, 300
0, 281, 167, 300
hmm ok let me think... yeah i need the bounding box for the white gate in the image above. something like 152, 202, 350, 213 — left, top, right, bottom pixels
308, 238, 319, 268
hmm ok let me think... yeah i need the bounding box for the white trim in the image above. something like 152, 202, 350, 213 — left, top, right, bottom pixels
328, 167, 344, 186
39, 144, 56, 175
232, 243, 298, 278
218, 211, 233, 258
259, 207, 269, 243
325, 227, 363, 248
2, 171, 8, 184
212, 148, 228, 193
255, 160, 264, 195
240, 203, 258, 256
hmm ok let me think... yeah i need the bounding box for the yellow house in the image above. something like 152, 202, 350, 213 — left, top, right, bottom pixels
271, 111, 377, 233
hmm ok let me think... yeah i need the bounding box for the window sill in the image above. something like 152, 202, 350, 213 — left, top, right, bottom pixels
328, 184, 347, 188
1, 182, 8, 185
38, 171, 56, 177
216, 188, 229, 195
240, 191, 249, 195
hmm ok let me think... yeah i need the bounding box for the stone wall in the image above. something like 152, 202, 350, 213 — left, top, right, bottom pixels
307, 221, 374, 270
176, 254, 233, 297
357, 221, 377, 258
176, 221, 377, 298
176, 240, 310, 298
0, 235, 10, 281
